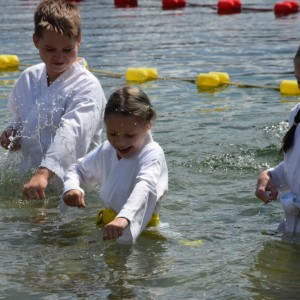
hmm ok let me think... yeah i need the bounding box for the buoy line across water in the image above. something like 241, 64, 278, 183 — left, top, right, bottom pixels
0, 54, 299, 95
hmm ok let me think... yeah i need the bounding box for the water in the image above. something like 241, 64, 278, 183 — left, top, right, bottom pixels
1, 0, 300, 299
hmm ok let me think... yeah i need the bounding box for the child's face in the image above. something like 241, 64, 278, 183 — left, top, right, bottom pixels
33, 30, 81, 82
294, 60, 300, 88
105, 114, 151, 159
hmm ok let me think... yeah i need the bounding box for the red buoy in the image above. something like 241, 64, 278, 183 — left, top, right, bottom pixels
283, 0, 299, 13
114, 0, 138, 8
162, 0, 186, 10
218, 0, 242, 14
274, 2, 293, 15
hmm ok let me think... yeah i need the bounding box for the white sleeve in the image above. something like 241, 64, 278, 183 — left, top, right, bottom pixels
40, 87, 106, 179
63, 146, 104, 194
269, 161, 288, 191
117, 159, 163, 244
60, 146, 104, 213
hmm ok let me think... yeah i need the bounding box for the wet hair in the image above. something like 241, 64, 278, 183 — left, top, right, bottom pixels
104, 86, 157, 124
280, 46, 300, 154
280, 109, 300, 154
34, 0, 81, 39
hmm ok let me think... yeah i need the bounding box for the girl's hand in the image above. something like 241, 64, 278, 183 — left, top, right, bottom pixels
103, 217, 129, 240
0, 128, 21, 151
255, 170, 278, 204
63, 189, 86, 208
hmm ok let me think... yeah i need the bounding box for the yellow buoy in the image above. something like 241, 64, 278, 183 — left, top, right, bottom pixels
0, 54, 19, 70
208, 71, 230, 84
280, 80, 300, 95
142, 68, 158, 80
197, 73, 220, 88
126, 67, 158, 82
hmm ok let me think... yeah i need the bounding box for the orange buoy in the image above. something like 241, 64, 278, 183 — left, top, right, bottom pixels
162, 0, 186, 10
274, 2, 293, 15
114, 0, 138, 8
218, 0, 242, 15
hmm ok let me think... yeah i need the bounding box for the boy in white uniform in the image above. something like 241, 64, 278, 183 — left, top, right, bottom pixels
0, 0, 106, 200
62, 86, 168, 244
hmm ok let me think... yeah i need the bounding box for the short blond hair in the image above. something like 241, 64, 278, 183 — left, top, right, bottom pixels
34, 0, 81, 39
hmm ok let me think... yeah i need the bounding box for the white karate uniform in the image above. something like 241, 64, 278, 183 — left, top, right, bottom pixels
7, 59, 106, 180
269, 103, 300, 233
62, 133, 168, 244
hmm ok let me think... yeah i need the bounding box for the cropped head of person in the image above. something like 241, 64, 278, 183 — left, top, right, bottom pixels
32, 0, 82, 83
104, 86, 157, 159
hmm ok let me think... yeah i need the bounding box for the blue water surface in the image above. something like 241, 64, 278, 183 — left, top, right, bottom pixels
1, 1, 300, 299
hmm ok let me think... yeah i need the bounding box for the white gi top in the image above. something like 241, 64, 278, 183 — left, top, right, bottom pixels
269, 103, 300, 233
62, 133, 168, 244
7, 59, 106, 180
269, 103, 300, 195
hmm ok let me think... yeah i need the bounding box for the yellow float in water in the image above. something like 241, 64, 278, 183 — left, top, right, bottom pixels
280, 80, 300, 95
197, 72, 230, 88
126, 67, 158, 82
0, 54, 19, 70
96, 207, 160, 227
208, 71, 230, 84
197, 73, 220, 88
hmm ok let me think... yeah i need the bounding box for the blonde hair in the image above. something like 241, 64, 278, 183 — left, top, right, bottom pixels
105, 86, 157, 124
34, 0, 81, 39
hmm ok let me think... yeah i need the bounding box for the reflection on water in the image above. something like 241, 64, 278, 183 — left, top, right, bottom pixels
1, 208, 170, 299
2, 0, 300, 298
249, 238, 300, 300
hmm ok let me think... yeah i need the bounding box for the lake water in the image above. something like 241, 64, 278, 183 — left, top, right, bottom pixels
1, 0, 300, 299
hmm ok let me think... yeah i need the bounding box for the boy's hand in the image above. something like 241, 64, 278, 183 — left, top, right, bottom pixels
22, 167, 54, 200
63, 189, 86, 208
103, 217, 129, 240
0, 128, 21, 151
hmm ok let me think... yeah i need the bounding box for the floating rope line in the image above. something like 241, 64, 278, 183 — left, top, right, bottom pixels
88, 67, 124, 78
227, 81, 279, 91
0, 55, 298, 95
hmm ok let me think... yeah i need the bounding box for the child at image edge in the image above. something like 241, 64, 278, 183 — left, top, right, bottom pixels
255, 45, 300, 234
0, 0, 106, 200
62, 86, 168, 244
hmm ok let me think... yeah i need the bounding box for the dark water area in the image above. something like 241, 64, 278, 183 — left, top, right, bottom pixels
1, 1, 300, 299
